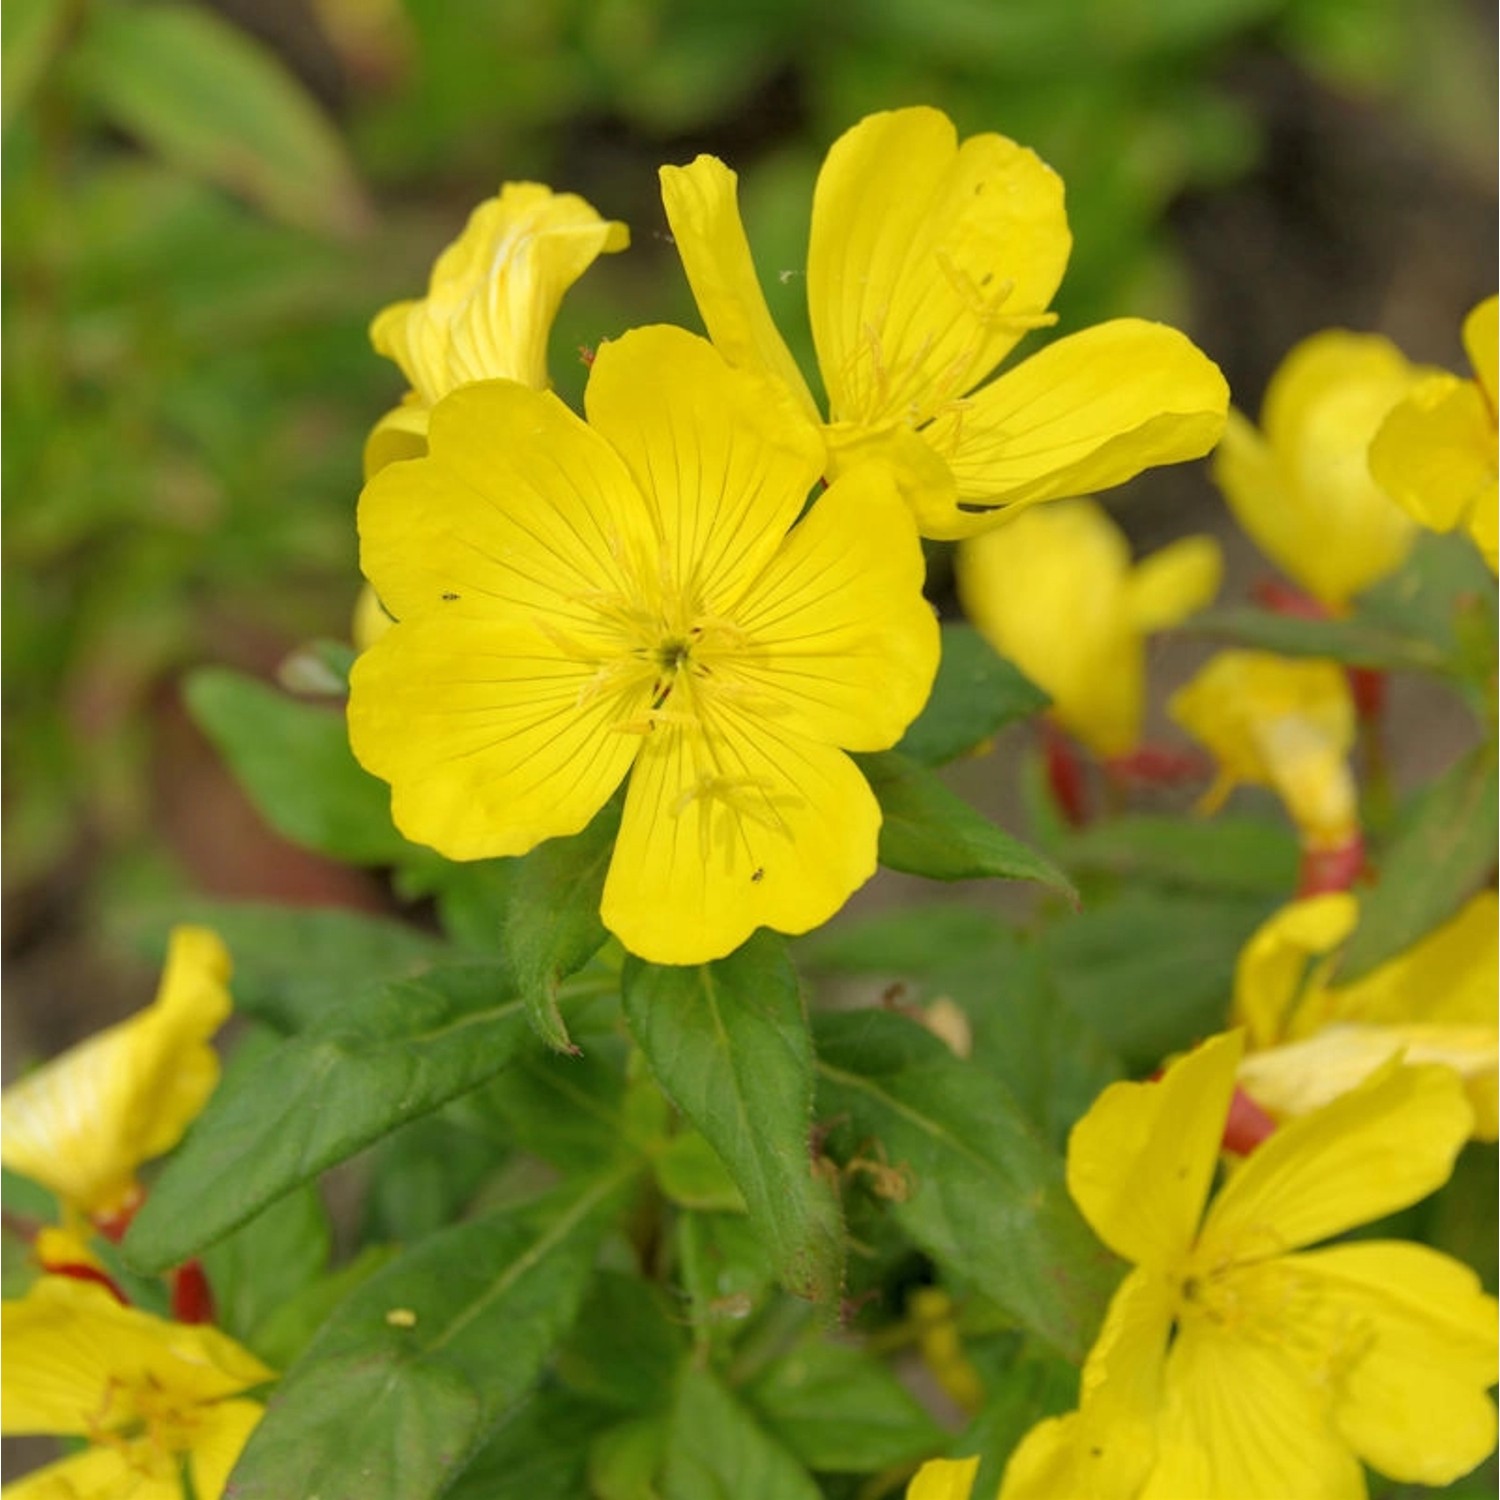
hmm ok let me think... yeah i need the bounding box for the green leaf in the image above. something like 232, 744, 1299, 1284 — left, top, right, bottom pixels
229, 1176, 631, 1500
124, 963, 528, 1273
622, 934, 843, 1304
555, 1271, 688, 1414
800, 904, 1002, 979
3, 0, 70, 126
896, 625, 1048, 767
860, 751, 1076, 901
445, 1390, 617, 1500
360, 1107, 506, 1246
251, 1245, 400, 1370
744, 1332, 944, 1472
1336, 745, 1498, 981
1059, 813, 1299, 895
815, 1010, 1121, 1361
1184, 605, 1452, 673
662, 1365, 820, 1500
676, 1210, 776, 1347
184, 667, 407, 866
73, 2, 367, 237
589, 1416, 670, 1500
653, 1130, 748, 1213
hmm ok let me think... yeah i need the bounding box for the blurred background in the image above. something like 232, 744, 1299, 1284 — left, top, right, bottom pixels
4, 0, 1496, 1055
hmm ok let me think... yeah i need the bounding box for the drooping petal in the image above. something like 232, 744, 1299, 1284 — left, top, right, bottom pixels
1288, 1240, 1498, 1486
1138, 1318, 1365, 1500
919, 320, 1228, 539
1127, 535, 1223, 634
1198, 1060, 1472, 1260
1463, 295, 1498, 413
600, 705, 881, 964
956, 498, 1142, 757
1, 927, 231, 1218
1367, 372, 1495, 532
1229, 894, 1358, 1049
583, 325, 826, 615
808, 106, 1070, 431
1067, 1031, 1242, 1268
726, 464, 938, 751
907, 1455, 981, 1500
349, 614, 649, 860
659, 156, 820, 424
191, 1398, 267, 1500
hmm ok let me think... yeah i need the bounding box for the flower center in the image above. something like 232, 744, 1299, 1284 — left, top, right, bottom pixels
86, 1374, 204, 1481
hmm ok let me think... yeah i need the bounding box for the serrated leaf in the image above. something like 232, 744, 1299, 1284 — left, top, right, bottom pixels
744, 1332, 944, 1472
662, 1365, 820, 1500
230, 1175, 631, 1500
622, 934, 843, 1304
124, 964, 528, 1273
896, 624, 1048, 767
1336, 745, 1498, 981
184, 667, 407, 865
73, 2, 367, 236
1184, 606, 1451, 673
860, 751, 1076, 900
1059, 813, 1299, 895
815, 1010, 1121, 1361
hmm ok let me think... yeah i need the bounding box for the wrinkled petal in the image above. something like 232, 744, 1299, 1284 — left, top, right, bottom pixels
659, 156, 820, 424
1464, 295, 1498, 413
190, 1398, 266, 1500
1139, 1318, 1364, 1500
1, 927, 231, 1218
956, 499, 1142, 757
920, 320, 1228, 539
1229, 894, 1358, 1049
1127, 534, 1222, 634
808, 106, 1069, 430
1199, 1059, 1472, 1260
727, 464, 938, 751
1287, 1240, 1498, 1486
601, 707, 881, 964
1368, 372, 1494, 532
907, 1455, 980, 1500
349, 615, 647, 860
1068, 1032, 1241, 1267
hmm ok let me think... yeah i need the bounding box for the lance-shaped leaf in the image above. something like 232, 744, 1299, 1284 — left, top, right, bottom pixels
1336, 744, 1499, 981
896, 624, 1049, 767
1059, 813, 1299, 895
859, 751, 1075, 901
622, 934, 844, 1303
815, 1010, 1122, 1362
124, 963, 528, 1272
230, 1173, 633, 1500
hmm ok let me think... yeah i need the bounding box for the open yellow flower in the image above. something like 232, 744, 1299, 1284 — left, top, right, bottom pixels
1213, 330, 1427, 609
999, 1031, 1498, 1500
347, 325, 939, 965
1169, 651, 1358, 855
1, 927, 232, 1226
1369, 295, 1498, 570
957, 498, 1220, 758
908, 1456, 981, 1500
660, 106, 1228, 541
2, 1275, 272, 1499
364, 181, 628, 477
1232, 892, 1498, 1139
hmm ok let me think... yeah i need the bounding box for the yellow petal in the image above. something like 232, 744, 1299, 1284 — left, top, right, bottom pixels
1468, 483, 1498, 570
920, 320, 1228, 539
1463, 294, 1498, 412
371, 182, 628, 405
349, 614, 647, 861
1, 927, 231, 1218
1215, 331, 1419, 608
582, 325, 826, 615
0, 1445, 138, 1498
600, 706, 881, 964
907, 1456, 981, 1500
1139, 1318, 1365, 1500
658, 156, 820, 425
1368, 372, 1495, 532
956, 499, 1143, 757
808, 106, 1069, 430
190, 1398, 266, 1500
1289, 1240, 1498, 1486
362, 396, 429, 479
1067, 1032, 1242, 1267
726, 464, 938, 751
1229, 893, 1359, 1049
351, 581, 395, 651
1198, 1060, 1472, 1259
823, 415, 960, 532
1127, 534, 1223, 634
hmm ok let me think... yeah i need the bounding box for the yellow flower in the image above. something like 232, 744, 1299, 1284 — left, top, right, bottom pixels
909, 1286, 986, 1413
1213, 330, 1427, 609
1168, 650, 1358, 853
1369, 295, 1498, 570
957, 498, 1220, 757
1, 928, 232, 1225
2, 1276, 272, 1500
660, 106, 1228, 541
1232, 893, 1498, 1140
364, 181, 628, 477
999, 1032, 1498, 1500
908, 1456, 981, 1500
347, 325, 939, 965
